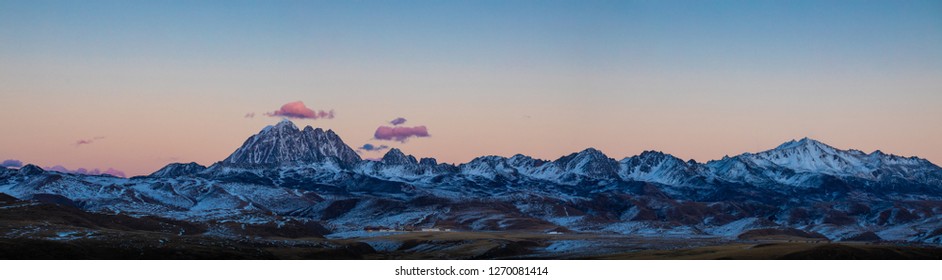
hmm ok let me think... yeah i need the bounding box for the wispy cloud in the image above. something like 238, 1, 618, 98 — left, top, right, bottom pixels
244, 112, 255, 118
265, 101, 334, 119
374, 126, 430, 142
75, 136, 105, 147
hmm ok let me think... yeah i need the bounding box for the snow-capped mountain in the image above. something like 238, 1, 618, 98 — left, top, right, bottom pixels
4, 120, 942, 243
456, 149, 619, 184
706, 137, 942, 188
542, 148, 620, 181
354, 148, 457, 182
220, 119, 361, 167
458, 156, 524, 181
618, 151, 713, 187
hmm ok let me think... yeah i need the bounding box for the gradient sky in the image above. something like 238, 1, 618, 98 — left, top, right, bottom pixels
1, 0, 941, 176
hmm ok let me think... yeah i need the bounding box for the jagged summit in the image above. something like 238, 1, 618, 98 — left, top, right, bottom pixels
220, 120, 361, 167
576, 147, 606, 157
381, 148, 418, 165
635, 150, 674, 159
552, 148, 618, 179
355, 148, 457, 180
619, 150, 709, 187
418, 158, 438, 166
624, 150, 683, 163
556, 148, 611, 163
775, 137, 811, 149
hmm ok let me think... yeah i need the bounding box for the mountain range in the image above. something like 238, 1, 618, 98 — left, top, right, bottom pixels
3, 119, 942, 243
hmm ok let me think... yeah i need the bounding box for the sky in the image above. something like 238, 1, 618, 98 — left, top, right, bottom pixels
1, 0, 941, 176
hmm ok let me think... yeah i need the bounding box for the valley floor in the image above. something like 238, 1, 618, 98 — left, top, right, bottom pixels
2, 197, 941, 260
3, 228, 942, 260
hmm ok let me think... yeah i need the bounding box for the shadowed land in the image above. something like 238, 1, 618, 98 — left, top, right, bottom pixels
2, 197, 940, 260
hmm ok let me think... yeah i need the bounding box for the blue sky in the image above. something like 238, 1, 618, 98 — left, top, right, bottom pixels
1, 0, 941, 175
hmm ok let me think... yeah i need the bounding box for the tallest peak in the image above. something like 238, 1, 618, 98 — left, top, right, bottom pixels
276, 118, 296, 127
224, 120, 361, 166
262, 118, 298, 132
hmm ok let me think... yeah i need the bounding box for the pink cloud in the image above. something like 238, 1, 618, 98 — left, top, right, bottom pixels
265, 101, 334, 120
244, 112, 255, 118
75, 136, 105, 147
46, 165, 126, 177
374, 126, 430, 142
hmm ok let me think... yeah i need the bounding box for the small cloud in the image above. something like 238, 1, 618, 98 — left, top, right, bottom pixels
374, 125, 430, 142
45, 165, 126, 177
358, 143, 390, 152
75, 136, 105, 147
390, 117, 407, 126
265, 101, 334, 120
244, 112, 255, 118
1, 159, 23, 168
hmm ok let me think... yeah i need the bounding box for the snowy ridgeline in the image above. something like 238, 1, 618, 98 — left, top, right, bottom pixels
152, 121, 942, 190
3, 121, 942, 243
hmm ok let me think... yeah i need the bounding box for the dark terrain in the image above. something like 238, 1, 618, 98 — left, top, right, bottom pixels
2, 195, 940, 260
